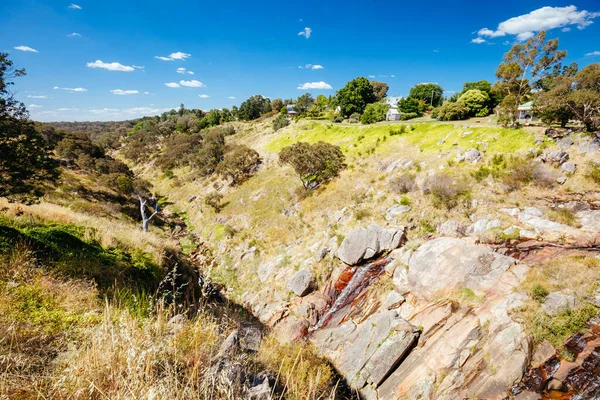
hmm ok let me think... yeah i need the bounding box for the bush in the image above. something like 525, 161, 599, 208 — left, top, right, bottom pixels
273, 114, 290, 131
204, 192, 224, 213
585, 162, 600, 184
361, 102, 389, 124
216, 145, 262, 185
389, 174, 416, 193
389, 125, 407, 136
437, 101, 469, 121
457, 89, 490, 117
348, 113, 361, 123
399, 112, 419, 121
331, 115, 343, 123
422, 173, 470, 209
531, 164, 557, 188
279, 142, 346, 190
530, 283, 549, 302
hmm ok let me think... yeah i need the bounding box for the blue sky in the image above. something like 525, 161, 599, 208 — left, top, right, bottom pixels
1, 0, 599, 121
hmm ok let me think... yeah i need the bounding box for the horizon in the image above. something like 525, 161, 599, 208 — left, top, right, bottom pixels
2, 0, 600, 122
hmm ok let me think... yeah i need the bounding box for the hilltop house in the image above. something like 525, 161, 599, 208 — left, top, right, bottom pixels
286, 104, 298, 116
517, 101, 536, 121
386, 96, 403, 121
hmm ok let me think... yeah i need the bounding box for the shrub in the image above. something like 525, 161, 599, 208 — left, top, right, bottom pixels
585, 162, 600, 184
216, 145, 262, 185
389, 125, 407, 136
422, 173, 470, 209
348, 113, 361, 123
389, 174, 416, 193
457, 89, 490, 117
399, 112, 419, 121
204, 192, 224, 213
273, 114, 290, 131
530, 283, 549, 302
331, 115, 343, 123
548, 208, 581, 227
531, 164, 557, 188
361, 102, 389, 124
279, 142, 346, 190
437, 101, 469, 121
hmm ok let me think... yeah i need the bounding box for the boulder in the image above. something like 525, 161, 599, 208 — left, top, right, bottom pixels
546, 150, 569, 165
286, 268, 316, 297
337, 225, 405, 265
542, 292, 575, 316
557, 137, 573, 149
466, 219, 488, 235
385, 205, 411, 221
392, 266, 410, 295
439, 220, 462, 237
557, 176, 567, 185
238, 323, 262, 352
560, 162, 577, 174
407, 238, 516, 301
464, 148, 482, 163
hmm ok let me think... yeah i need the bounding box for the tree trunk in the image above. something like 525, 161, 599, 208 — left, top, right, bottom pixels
138, 194, 158, 232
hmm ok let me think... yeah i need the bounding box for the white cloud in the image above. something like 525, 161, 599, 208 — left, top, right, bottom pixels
54, 86, 87, 92
187, 71, 194, 75
298, 27, 312, 39
474, 6, 600, 42
87, 60, 135, 72
67, 32, 81, 37
155, 52, 191, 61
228, 96, 236, 99
586, 51, 600, 56
391, 74, 396, 78
58, 108, 78, 111
433, 49, 439, 53
28, 95, 47, 99
299, 63, 324, 70
562, 27, 572, 32
471, 37, 486, 44
89, 108, 120, 114
110, 89, 139, 95
143, 91, 151, 95
165, 82, 180, 88
177, 68, 187, 74
179, 79, 204, 87
28, 104, 42, 108
198, 94, 210, 98
368, 75, 376, 78
297, 81, 332, 90
68, 4, 82, 9
122, 107, 172, 116
132, 65, 145, 69
14, 45, 38, 53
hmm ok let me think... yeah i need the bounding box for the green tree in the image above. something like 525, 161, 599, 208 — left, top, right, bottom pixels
239, 95, 271, 120
205, 109, 221, 126
457, 89, 490, 117
295, 93, 315, 115
271, 98, 284, 112
216, 144, 262, 185
361, 102, 389, 124
279, 142, 345, 189
408, 83, 444, 107
398, 97, 424, 116
437, 101, 469, 121
534, 67, 577, 128
495, 31, 566, 127
0, 53, 57, 202
370, 80, 389, 102
273, 114, 290, 131
566, 63, 600, 131
335, 77, 376, 117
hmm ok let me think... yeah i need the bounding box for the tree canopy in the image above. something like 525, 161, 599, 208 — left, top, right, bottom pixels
0, 53, 57, 202
335, 77, 376, 117
238, 95, 271, 121
408, 83, 444, 107
370, 80, 389, 102
279, 142, 345, 189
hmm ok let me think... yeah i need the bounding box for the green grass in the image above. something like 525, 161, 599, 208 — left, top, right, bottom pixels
265, 120, 535, 158
0, 217, 163, 293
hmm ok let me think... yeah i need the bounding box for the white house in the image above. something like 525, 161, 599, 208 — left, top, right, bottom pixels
517, 101, 535, 120
386, 96, 403, 121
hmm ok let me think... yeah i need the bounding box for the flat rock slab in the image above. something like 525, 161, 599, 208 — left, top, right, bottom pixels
408, 237, 516, 301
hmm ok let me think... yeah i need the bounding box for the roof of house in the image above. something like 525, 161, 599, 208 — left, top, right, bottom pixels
518, 101, 533, 110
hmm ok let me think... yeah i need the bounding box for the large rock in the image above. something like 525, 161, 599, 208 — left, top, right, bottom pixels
464, 148, 482, 163
286, 268, 315, 297
337, 225, 405, 265
407, 238, 516, 301
546, 150, 569, 164
312, 310, 419, 389
542, 292, 575, 316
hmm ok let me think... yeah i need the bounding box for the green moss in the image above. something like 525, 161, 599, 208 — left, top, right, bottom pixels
528, 304, 598, 348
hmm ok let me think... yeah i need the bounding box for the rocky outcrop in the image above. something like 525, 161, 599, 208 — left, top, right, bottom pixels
311, 237, 532, 399
541, 292, 575, 316
407, 237, 516, 301
336, 225, 405, 265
